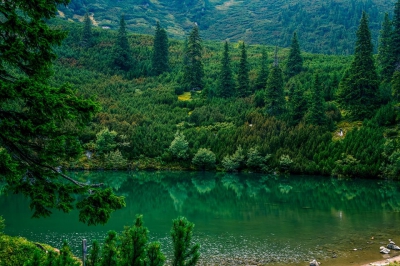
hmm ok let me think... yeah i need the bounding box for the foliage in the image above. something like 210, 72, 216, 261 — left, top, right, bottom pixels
265, 48, 285, 116
0, 216, 4, 234
81, 13, 93, 48
192, 148, 216, 170
333, 153, 360, 178
58, 240, 81, 266
87, 240, 101, 266
377, 13, 394, 82
100, 231, 119, 266
152, 22, 169, 75
145, 242, 165, 266
0, 0, 124, 225
95, 128, 118, 156
169, 131, 189, 160
112, 16, 134, 72
120, 215, 149, 266
393, 0, 400, 66
285, 32, 303, 79
171, 216, 200, 266
338, 12, 380, 119
246, 147, 267, 172
183, 26, 203, 90
254, 48, 269, 92
381, 139, 400, 179
279, 154, 293, 174
237, 42, 250, 97
306, 73, 327, 126
217, 41, 235, 98
222, 146, 245, 172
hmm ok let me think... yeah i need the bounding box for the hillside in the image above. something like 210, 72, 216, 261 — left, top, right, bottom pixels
47, 18, 399, 179
59, 0, 396, 54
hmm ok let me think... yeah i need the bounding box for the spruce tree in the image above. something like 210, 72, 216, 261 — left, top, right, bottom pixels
288, 80, 307, 125
265, 47, 285, 116
171, 217, 200, 266
237, 42, 250, 97
87, 240, 101, 266
152, 22, 169, 75
113, 16, 134, 72
146, 242, 165, 266
392, 67, 400, 102
338, 12, 380, 119
392, 0, 400, 67
120, 215, 149, 266
307, 73, 327, 126
285, 32, 303, 79
217, 41, 235, 98
254, 48, 269, 92
100, 231, 119, 266
378, 13, 394, 82
81, 12, 93, 48
182, 25, 203, 90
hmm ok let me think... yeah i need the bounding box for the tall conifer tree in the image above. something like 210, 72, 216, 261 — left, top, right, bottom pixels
237, 42, 250, 97
338, 12, 379, 119
307, 73, 327, 126
392, 67, 400, 102
112, 16, 133, 72
254, 48, 269, 91
81, 12, 93, 48
285, 32, 303, 79
288, 80, 307, 125
217, 41, 235, 98
152, 21, 169, 75
378, 13, 394, 82
265, 47, 285, 116
182, 25, 203, 90
392, 0, 400, 67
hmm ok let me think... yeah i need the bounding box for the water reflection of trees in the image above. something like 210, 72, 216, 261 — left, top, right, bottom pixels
68, 171, 400, 217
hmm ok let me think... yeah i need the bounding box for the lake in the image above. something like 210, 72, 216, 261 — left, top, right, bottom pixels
2, 171, 400, 265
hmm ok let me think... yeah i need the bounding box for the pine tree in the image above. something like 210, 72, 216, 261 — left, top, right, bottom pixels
307, 73, 327, 126
217, 41, 235, 98
265, 47, 285, 116
152, 21, 169, 75
87, 240, 101, 266
120, 215, 148, 266
146, 242, 165, 266
288, 80, 307, 125
392, 0, 400, 67
254, 48, 269, 92
338, 12, 380, 119
378, 13, 394, 82
81, 12, 93, 48
100, 231, 119, 266
171, 217, 200, 266
285, 32, 303, 79
0, 0, 124, 224
113, 16, 134, 72
237, 42, 250, 97
182, 25, 203, 90
392, 67, 400, 102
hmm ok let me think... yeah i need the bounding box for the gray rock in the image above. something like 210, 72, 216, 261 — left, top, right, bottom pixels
380, 246, 391, 254
387, 243, 400, 250
310, 259, 320, 266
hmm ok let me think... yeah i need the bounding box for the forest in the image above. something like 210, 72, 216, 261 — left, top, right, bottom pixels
47, 7, 400, 180
59, 0, 397, 54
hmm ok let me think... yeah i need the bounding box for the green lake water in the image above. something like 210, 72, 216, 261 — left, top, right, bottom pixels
2, 171, 400, 265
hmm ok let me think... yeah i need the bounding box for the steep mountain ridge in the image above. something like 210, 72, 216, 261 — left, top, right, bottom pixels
59, 0, 396, 54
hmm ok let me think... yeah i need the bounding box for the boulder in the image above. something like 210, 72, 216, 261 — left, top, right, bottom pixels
310, 259, 320, 266
380, 246, 391, 254
387, 243, 400, 250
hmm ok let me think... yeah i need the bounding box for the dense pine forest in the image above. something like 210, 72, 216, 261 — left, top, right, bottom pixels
59, 0, 397, 54
49, 4, 399, 179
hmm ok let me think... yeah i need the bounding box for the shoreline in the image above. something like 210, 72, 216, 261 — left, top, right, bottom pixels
362, 255, 400, 266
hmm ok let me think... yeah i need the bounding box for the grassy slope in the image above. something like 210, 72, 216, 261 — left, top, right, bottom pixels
60, 0, 397, 54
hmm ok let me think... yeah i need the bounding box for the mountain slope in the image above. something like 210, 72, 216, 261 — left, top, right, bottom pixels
59, 0, 396, 54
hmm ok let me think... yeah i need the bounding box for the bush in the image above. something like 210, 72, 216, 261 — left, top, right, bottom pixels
192, 148, 216, 170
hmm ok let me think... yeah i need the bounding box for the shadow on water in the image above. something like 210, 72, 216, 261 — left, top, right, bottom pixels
2, 171, 400, 265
